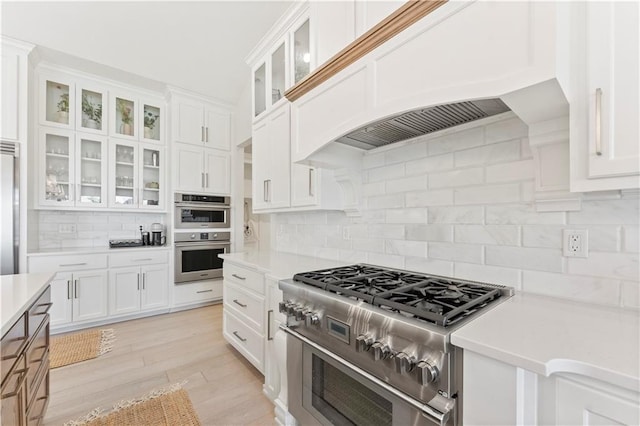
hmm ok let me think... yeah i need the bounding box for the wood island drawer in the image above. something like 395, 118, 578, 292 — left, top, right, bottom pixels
1, 314, 27, 388
109, 251, 168, 268
223, 263, 264, 294
26, 357, 49, 426
223, 281, 264, 332
28, 287, 51, 339
223, 310, 264, 373
28, 254, 107, 273
25, 321, 49, 405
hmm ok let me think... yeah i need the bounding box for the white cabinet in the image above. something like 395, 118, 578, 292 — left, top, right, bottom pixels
172, 96, 230, 151
172, 280, 223, 307
108, 139, 165, 210
48, 270, 108, 327
264, 277, 285, 402
569, 1, 640, 192
39, 72, 76, 130
76, 82, 107, 135
311, 1, 356, 66
173, 142, 230, 195
354, 1, 404, 38
109, 263, 169, 316
39, 128, 108, 208
1, 37, 32, 142
252, 102, 291, 211
222, 261, 265, 373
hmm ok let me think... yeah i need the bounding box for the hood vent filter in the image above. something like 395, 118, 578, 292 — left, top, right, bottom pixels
335, 98, 510, 150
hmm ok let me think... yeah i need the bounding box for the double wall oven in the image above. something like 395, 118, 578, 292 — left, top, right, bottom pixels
173, 193, 231, 284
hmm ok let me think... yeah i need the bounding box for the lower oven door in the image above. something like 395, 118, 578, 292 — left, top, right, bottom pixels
174, 241, 229, 283
284, 326, 454, 426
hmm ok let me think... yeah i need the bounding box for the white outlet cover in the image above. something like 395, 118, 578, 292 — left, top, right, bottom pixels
563, 229, 588, 258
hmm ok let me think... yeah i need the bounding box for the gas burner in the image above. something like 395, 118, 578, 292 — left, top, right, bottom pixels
293, 264, 507, 326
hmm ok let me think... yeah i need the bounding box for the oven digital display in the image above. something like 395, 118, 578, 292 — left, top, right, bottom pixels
326, 317, 350, 344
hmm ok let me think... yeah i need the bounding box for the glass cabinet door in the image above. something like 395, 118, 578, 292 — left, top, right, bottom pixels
41, 128, 74, 206
293, 19, 311, 84
113, 95, 136, 138
271, 42, 286, 106
78, 86, 106, 134
141, 101, 162, 142
254, 63, 266, 117
76, 134, 107, 207
110, 140, 137, 208
140, 145, 162, 209
40, 75, 75, 129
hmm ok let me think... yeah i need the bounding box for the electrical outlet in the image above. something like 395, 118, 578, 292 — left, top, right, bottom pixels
563, 229, 588, 258
58, 224, 77, 234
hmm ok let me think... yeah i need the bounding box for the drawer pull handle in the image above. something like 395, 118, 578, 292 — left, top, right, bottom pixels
1, 336, 28, 361
32, 302, 53, 316
67, 280, 72, 300
1, 367, 28, 398
59, 262, 87, 267
231, 274, 246, 281
232, 331, 247, 342
267, 309, 274, 341
196, 289, 213, 294
233, 299, 247, 308
133, 258, 153, 262
595, 87, 603, 156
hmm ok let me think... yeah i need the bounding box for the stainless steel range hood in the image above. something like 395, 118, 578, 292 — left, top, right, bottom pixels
334, 98, 510, 150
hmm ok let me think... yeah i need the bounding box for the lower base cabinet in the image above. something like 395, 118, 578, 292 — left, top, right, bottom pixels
48, 270, 108, 327
172, 279, 223, 307
263, 277, 286, 402
223, 310, 265, 372
109, 264, 168, 316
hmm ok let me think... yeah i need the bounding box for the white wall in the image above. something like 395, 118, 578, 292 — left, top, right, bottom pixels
233, 80, 252, 146
272, 116, 640, 309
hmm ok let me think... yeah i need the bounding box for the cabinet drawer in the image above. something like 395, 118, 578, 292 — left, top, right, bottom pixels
223, 263, 264, 294
1, 353, 27, 426
25, 321, 48, 405
173, 280, 223, 305
109, 251, 168, 268
223, 281, 264, 332
1, 314, 27, 388
28, 254, 107, 273
26, 357, 49, 426
223, 310, 264, 373
28, 287, 51, 339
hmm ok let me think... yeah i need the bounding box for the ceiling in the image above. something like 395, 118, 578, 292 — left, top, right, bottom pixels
1, 1, 294, 106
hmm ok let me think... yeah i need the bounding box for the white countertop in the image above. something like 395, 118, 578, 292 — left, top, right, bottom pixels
28, 245, 170, 257
219, 249, 346, 280
451, 292, 640, 392
1, 273, 54, 336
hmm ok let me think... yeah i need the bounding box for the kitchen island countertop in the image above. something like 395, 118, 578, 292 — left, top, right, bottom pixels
451, 292, 640, 392
1, 272, 54, 336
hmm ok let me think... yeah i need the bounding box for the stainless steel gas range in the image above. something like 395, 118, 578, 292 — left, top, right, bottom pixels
278, 264, 514, 426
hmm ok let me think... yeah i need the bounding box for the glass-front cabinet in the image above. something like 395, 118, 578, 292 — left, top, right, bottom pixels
40, 74, 75, 129
77, 84, 106, 134
254, 63, 267, 117
111, 94, 137, 139
77, 134, 108, 207
271, 42, 286, 105
41, 128, 74, 206
140, 99, 162, 143
140, 145, 163, 208
293, 18, 311, 84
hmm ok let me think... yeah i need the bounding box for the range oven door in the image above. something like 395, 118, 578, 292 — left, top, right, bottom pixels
284, 327, 453, 426
174, 204, 230, 229
174, 241, 229, 283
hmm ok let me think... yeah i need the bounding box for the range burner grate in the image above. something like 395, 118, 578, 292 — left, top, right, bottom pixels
293, 264, 507, 326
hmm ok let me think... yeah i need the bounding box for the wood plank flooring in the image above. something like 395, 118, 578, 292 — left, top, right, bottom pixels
44, 304, 277, 426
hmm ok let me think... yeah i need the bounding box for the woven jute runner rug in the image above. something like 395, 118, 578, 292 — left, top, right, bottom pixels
50, 329, 115, 369
64, 383, 201, 426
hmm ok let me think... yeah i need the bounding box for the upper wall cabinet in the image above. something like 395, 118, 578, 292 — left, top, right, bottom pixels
569, 1, 640, 192
77, 83, 107, 135
39, 73, 76, 129
1, 37, 33, 143
172, 94, 231, 151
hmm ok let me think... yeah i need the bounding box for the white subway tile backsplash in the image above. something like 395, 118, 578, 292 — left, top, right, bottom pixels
454, 183, 520, 205
406, 189, 454, 207
621, 281, 640, 309
367, 163, 405, 183
486, 205, 565, 225
368, 224, 405, 239
428, 242, 483, 264
569, 199, 640, 225
429, 168, 484, 189
385, 175, 428, 194
363, 182, 386, 197
428, 206, 484, 224
337, 250, 368, 263
522, 271, 620, 306
385, 141, 427, 165
521, 139, 533, 159
455, 225, 520, 246
367, 253, 405, 269
454, 263, 521, 288
352, 238, 385, 253
589, 226, 620, 252
623, 226, 639, 253
368, 194, 404, 210
522, 226, 563, 248
405, 224, 453, 242
405, 257, 453, 276
485, 159, 535, 183
486, 246, 564, 273
406, 154, 454, 176
568, 252, 639, 281
454, 140, 520, 168
386, 208, 427, 224
362, 151, 386, 169
484, 117, 528, 143
385, 240, 427, 257
428, 126, 485, 156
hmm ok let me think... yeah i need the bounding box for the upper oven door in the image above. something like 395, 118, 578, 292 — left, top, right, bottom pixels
175, 205, 230, 229
174, 242, 229, 283
284, 327, 455, 426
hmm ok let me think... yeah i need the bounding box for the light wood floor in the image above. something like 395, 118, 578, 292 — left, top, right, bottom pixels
44, 304, 277, 426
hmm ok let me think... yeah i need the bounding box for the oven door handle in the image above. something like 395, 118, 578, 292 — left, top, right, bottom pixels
174, 242, 230, 248
280, 325, 453, 426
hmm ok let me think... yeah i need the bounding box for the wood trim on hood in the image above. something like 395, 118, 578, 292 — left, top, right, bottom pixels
284, 0, 448, 102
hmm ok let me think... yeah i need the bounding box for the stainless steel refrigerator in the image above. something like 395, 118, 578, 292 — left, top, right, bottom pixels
1, 141, 19, 275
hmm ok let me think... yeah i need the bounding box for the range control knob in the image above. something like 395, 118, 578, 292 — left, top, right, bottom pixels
417, 360, 440, 385
305, 313, 320, 327
371, 341, 391, 361
294, 307, 308, 321
278, 301, 291, 314
287, 303, 298, 316
394, 352, 416, 374
355, 335, 374, 352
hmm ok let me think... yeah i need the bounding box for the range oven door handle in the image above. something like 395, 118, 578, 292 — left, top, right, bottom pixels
280, 325, 452, 426
174, 242, 230, 248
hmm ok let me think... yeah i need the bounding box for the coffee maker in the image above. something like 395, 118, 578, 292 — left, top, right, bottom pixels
150, 223, 166, 246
